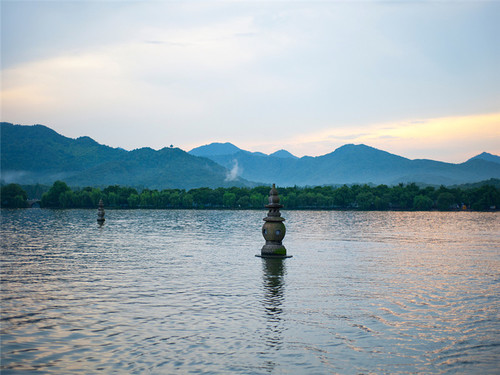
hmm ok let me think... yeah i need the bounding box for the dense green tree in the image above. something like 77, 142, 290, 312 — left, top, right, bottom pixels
59, 190, 75, 208
90, 188, 102, 207
103, 185, 137, 207
374, 196, 389, 210
107, 192, 119, 207
211, 188, 225, 207
236, 195, 250, 208
140, 189, 153, 207
252, 186, 271, 196
77, 191, 94, 208
222, 192, 236, 208
189, 187, 213, 208
356, 191, 375, 210
169, 191, 181, 207
250, 193, 265, 208
281, 192, 295, 208
470, 185, 500, 210
1, 183, 28, 208
413, 195, 434, 210
127, 194, 140, 208
159, 190, 171, 208
119, 187, 138, 207
182, 193, 194, 208
41, 181, 71, 207
315, 193, 329, 208
332, 185, 353, 207
296, 192, 308, 207
436, 192, 456, 211
103, 185, 121, 196
151, 190, 161, 208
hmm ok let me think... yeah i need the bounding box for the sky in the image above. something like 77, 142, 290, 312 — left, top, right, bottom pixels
1, 0, 499, 163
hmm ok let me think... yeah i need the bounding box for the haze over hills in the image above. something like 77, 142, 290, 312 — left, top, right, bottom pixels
2, 122, 499, 189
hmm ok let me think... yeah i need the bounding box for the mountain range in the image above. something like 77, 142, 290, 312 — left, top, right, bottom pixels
189, 142, 500, 187
2, 122, 499, 189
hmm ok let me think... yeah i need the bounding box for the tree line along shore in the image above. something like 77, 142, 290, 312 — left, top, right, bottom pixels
1, 180, 500, 211
1, 180, 499, 211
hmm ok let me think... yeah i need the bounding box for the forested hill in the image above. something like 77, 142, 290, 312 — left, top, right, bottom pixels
0, 123, 251, 189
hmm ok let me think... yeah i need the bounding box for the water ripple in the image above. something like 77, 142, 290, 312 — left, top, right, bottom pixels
1, 209, 499, 373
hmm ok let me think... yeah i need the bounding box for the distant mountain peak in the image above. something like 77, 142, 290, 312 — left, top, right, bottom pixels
327, 143, 400, 158
269, 149, 298, 159
131, 146, 156, 154
189, 142, 242, 157
333, 144, 374, 153
75, 136, 99, 145
336, 143, 379, 151
468, 152, 500, 164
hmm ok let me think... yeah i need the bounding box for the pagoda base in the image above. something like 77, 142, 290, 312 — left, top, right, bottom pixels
255, 254, 293, 259
257, 243, 291, 258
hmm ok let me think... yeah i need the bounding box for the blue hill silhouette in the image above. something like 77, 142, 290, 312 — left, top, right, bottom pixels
2, 122, 499, 188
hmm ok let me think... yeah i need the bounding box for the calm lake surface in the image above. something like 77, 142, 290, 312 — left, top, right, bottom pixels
1, 209, 499, 374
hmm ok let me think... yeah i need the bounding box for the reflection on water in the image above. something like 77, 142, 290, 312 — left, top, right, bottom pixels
261, 258, 286, 348
260, 258, 287, 373
1, 209, 499, 374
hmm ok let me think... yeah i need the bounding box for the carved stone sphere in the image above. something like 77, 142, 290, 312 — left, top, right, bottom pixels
262, 221, 286, 243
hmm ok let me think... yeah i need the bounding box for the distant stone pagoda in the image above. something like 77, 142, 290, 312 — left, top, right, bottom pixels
97, 199, 105, 225
258, 184, 291, 258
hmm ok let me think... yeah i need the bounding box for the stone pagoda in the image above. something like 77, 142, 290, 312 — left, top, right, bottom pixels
258, 184, 291, 258
97, 199, 105, 225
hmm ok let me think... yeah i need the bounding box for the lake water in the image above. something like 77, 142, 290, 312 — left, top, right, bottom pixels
1, 209, 499, 374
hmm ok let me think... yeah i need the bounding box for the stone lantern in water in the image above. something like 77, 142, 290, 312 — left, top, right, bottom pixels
258, 184, 291, 258
97, 199, 105, 225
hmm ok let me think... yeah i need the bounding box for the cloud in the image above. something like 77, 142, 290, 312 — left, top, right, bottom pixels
2, 0, 499, 161
0, 7, 305, 149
